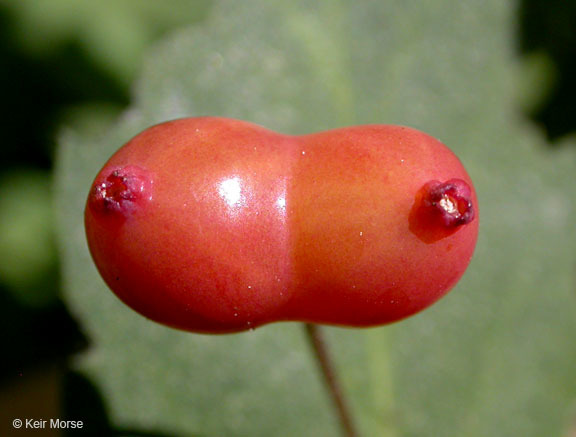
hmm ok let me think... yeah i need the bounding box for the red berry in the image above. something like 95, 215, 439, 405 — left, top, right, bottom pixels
85, 117, 478, 333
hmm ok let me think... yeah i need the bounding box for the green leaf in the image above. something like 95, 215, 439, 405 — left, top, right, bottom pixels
1, 0, 211, 83
0, 169, 59, 307
55, 0, 576, 436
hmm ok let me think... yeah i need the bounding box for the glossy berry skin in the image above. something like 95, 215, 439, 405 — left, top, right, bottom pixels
85, 117, 478, 334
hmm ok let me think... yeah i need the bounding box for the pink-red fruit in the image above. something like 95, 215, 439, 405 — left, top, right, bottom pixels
85, 117, 478, 334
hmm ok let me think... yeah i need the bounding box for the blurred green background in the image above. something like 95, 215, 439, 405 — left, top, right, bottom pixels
1, 0, 575, 436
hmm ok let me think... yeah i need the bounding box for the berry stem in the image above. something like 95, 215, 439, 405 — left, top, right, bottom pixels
304, 323, 359, 437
